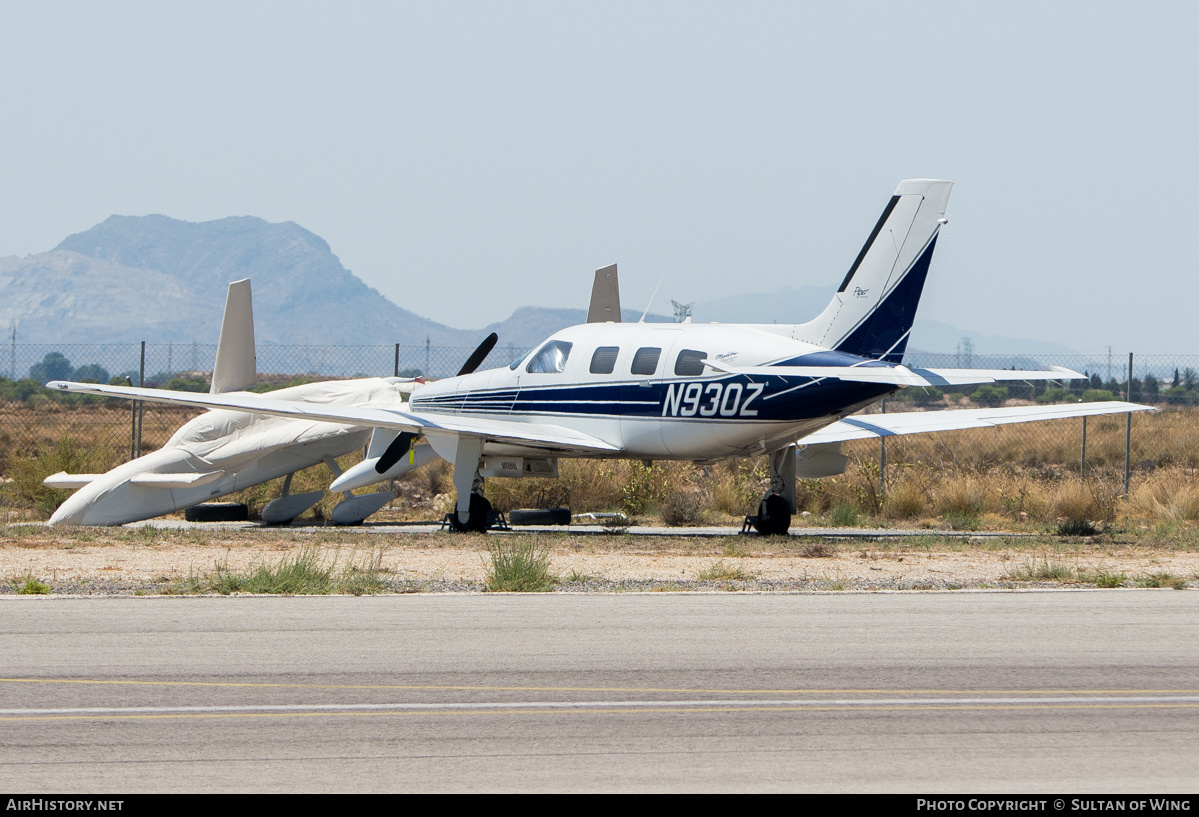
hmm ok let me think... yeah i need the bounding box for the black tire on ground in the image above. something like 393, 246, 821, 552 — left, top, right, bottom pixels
184, 502, 250, 523
448, 493, 493, 533
507, 508, 572, 526
750, 494, 791, 536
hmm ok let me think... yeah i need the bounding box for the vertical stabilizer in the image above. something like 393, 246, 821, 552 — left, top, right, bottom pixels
210, 279, 257, 394
586, 264, 621, 323
794, 180, 952, 362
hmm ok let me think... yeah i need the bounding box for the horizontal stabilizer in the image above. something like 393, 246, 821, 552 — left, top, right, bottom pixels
128, 471, 225, 488
801, 401, 1156, 445
704, 360, 1083, 387
43, 472, 102, 489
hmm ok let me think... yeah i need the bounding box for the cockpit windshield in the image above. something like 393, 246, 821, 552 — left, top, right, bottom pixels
525, 341, 573, 374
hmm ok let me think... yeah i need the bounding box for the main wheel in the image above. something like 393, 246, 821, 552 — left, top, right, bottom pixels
448, 493, 493, 533
507, 508, 572, 526
184, 502, 249, 523
751, 494, 791, 536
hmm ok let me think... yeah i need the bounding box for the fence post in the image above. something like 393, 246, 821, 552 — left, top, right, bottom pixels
879, 399, 886, 500
394, 343, 400, 377
136, 341, 145, 458
1081, 415, 1087, 480
1124, 352, 1133, 495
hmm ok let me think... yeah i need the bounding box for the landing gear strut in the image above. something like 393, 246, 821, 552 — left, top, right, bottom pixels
747, 446, 796, 536
447, 436, 492, 532
448, 474, 492, 533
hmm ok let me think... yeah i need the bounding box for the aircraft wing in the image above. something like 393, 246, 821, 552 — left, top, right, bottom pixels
46, 381, 621, 455
703, 360, 1083, 387
799, 401, 1155, 444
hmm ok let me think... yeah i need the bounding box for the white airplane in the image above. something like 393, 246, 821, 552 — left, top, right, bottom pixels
49, 179, 1154, 533
44, 279, 440, 526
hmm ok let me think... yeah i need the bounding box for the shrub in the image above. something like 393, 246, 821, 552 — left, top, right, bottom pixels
485, 539, 555, 592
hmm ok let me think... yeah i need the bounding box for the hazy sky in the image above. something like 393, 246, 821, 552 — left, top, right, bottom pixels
1, 1, 1195, 351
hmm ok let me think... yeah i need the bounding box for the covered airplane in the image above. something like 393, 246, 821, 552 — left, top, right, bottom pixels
50, 180, 1154, 533
44, 280, 437, 526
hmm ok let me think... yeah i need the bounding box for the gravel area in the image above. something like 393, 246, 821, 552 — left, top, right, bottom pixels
1, 523, 1196, 595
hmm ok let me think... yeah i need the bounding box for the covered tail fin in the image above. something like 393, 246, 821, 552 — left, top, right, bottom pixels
794, 180, 952, 362
210, 279, 257, 394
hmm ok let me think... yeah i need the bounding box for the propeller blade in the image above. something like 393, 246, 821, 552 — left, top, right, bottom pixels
456, 332, 499, 376
375, 431, 417, 474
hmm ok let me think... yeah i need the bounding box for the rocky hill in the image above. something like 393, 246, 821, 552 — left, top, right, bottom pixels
0, 213, 1074, 359
1, 215, 487, 346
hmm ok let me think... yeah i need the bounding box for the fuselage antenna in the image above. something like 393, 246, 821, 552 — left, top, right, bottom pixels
639, 277, 664, 323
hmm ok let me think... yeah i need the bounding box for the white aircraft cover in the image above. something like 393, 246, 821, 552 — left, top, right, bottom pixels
801, 401, 1155, 444
46, 380, 621, 454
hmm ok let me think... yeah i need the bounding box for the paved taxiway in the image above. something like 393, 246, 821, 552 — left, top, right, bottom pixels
2, 592, 1197, 792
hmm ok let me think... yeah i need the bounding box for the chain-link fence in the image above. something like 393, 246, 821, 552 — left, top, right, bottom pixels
2, 344, 1197, 484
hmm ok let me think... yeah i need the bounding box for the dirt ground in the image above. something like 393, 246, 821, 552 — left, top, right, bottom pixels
1, 523, 1196, 594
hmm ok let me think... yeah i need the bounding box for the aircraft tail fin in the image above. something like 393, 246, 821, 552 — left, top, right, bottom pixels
210, 279, 257, 394
587, 264, 621, 323
794, 180, 952, 362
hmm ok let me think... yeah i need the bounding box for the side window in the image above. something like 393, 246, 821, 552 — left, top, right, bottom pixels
630, 347, 661, 376
525, 341, 573, 374
674, 349, 707, 377
590, 346, 619, 375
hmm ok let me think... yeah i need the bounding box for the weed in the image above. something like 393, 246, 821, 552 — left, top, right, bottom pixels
1136, 572, 1187, 590
800, 542, 835, 558
940, 508, 978, 531
1002, 556, 1078, 582
1058, 518, 1099, 536
15, 577, 50, 595
181, 547, 387, 595
830, 503, 860, 527
697, 560, 754, 581
485, 539, 555, 592
565, 569, 595, 582
722, 543, 746, 557
660, 486, 707, 526
1093, 572, 1128, 588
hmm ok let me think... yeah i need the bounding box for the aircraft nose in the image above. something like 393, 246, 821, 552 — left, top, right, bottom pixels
47, 493, 90, 526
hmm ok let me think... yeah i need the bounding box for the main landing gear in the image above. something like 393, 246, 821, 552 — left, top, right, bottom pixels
445, 436, 494, 533
745, 447, 797, 536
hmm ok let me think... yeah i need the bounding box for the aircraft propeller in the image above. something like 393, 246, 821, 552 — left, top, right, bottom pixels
375, 431, 418, 474
456, 332, 499, 377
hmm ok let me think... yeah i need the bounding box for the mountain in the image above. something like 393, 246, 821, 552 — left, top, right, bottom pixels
1, 214, 1076, 358
2, 215, 480, 346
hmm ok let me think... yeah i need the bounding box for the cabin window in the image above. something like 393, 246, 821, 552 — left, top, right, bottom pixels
674, 349, 707, 377
525, 341, 573, 374
630, 347, 661, 375
590, 346, 619, 374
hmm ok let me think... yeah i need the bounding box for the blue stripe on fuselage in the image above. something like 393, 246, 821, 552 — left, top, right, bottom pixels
410, 376, 891, 421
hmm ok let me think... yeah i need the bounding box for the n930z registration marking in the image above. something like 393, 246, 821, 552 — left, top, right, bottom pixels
662, 382, 764, 417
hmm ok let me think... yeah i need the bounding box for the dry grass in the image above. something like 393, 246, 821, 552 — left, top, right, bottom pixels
3, 406, 1198, 532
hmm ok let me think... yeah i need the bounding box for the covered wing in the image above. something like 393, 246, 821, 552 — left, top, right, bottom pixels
801, 401, 1155, 444
43, 472, 102, 489
704, 360, 1082, 387
46, 381, 620, 455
